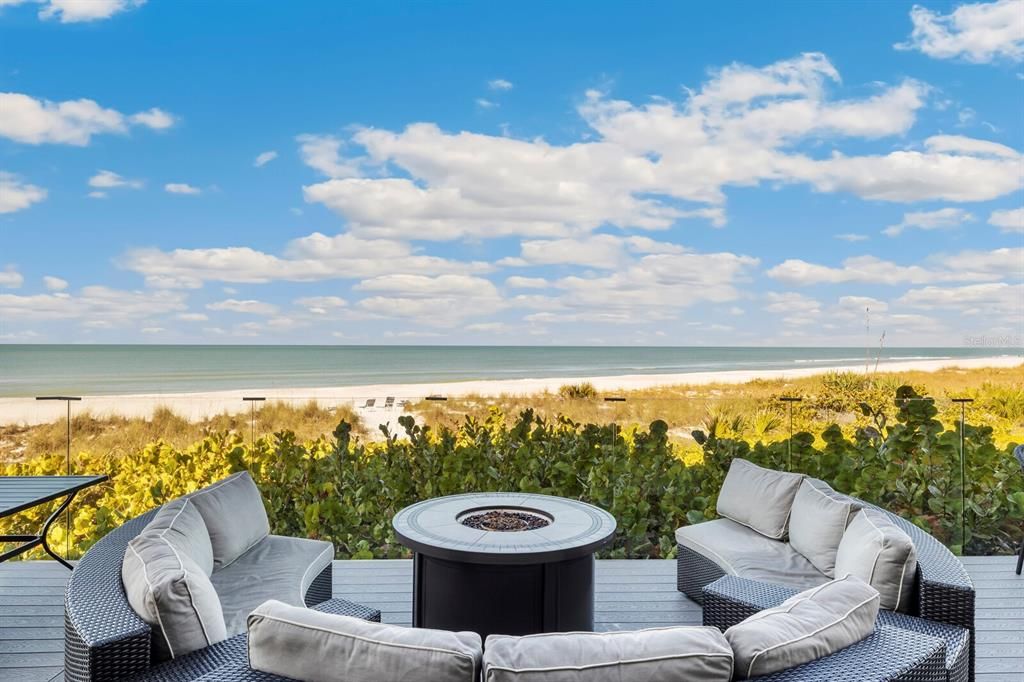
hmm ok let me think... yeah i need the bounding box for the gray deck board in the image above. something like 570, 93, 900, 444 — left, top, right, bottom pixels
0, 556, 1020, 680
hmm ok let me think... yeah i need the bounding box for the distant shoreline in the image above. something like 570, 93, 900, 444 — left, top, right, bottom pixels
1, 355, 1019, 427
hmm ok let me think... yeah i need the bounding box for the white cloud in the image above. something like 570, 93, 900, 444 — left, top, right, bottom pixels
176, 312, 208, 321
87, 191, 107, 199
0, 172, 46, 213
354, 275, 504, 326
296, 134, 362, 178
89, 169, 143, 190
924, 134, 1019, 158
895, 0, 1024, 63
768, 247, 1023, 285
765, 292, 822, 314
37, 0, 146, 23
254, 150, 278, 168
121, 232, 490, 289
476, 98, 498, 109
488, 79, 514, 91
0, 267, 23, 288
544, 250, 760, 320
465, 322, 510, 333
301, 53, 1020, 244
989, 207, 1024, 232
0, 92, 173, 145
0, 286, 186, 322
42, 276, 67, 291
164, 183, 201, 195
837, 296, 889, 314
765, 292, 823, 326
507, 235, 630, 269
128, 107, 174, 129
294, 296, 347, 314
140, 326, 164, 334
898, 282, 1024, 314
505, 276, 549, 289
775, 138, 1021, 203
835, 233, 869, 242
883, 207, 974, 236
206, 299, 279, 315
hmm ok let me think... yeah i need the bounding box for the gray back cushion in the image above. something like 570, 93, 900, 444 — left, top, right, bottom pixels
725, 575, 880, 679
122, 517, 227, 660
482, 627, 734, 681
188, 471, 269, 570
788, 479, 858, 577
248, 600, 481, 682
142, 497, 214, 576
716, 458, 804, 539
835, 509, 917, 612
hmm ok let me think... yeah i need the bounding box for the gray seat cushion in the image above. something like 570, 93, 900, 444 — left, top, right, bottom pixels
676, 518, 829, 590
482, 627, 733, 681
248, 600, 481, 682
716, 458, 804, 539
188, 471, 270, 570
724, 575, 881, 679
788, 479, 858, 577
212, 534, 333, 635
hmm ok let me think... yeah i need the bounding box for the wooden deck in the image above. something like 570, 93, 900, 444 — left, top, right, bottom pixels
0, 557, 1020, 681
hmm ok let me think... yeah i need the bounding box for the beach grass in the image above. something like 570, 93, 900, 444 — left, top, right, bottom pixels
410, 365, 1024, 448
1, 364, 1021, 464
0, 400, 363, 464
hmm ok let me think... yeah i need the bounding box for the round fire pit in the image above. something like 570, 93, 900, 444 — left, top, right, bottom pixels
393, 493, 616, 639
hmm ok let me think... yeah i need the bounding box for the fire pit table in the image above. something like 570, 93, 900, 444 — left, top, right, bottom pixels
393, 492, 616, 639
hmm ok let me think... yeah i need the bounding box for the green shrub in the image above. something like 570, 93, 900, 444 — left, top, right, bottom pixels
558, 382, 597, 400
3, 385, 1020, 561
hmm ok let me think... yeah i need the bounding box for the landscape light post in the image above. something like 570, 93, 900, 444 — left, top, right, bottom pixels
242, 397, 266, 467
778, 397, 802, 471
951, 397, 974, 552
604, 396, 626, 447
35, 396, 82, 558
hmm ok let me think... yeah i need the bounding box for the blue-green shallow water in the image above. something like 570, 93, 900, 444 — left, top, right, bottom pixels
0, 345, 1013, 397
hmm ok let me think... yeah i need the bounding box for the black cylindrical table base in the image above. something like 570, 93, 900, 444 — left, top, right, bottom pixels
413, 552, 595, 639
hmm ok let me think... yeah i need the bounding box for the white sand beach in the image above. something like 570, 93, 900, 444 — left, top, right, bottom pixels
1, 355, 1019, 427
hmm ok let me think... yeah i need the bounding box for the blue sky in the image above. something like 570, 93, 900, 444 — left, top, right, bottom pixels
0, 0, 1022, 346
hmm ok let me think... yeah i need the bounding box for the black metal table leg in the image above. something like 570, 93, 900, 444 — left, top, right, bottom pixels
0, 491, 78, 569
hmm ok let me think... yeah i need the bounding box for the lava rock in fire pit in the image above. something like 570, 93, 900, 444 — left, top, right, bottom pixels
460, 509, 551, 532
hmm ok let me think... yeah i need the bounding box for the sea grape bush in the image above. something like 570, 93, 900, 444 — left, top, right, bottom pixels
2, 387, 1021, 560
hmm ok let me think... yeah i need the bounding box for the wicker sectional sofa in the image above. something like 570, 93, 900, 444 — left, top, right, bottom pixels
63, 474, 381, 681
676, 460, 975, 682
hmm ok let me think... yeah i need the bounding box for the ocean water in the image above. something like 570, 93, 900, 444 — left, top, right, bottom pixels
0, 345, 1010, 397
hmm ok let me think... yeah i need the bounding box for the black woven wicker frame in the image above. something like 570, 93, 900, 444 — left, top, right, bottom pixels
749, 626, 948, 682
63, 505, 373, 682
676, 543, 727, 604
703, 575, 970, 682
131, 599, 382, 682
676, 495, 975, 680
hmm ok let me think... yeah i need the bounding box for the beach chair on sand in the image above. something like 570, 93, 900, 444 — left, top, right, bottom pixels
384, 396, 395, 409
362, 398, 376, 408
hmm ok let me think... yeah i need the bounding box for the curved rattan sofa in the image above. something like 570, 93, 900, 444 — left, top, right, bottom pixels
677, 497, 975, 682
63, 504, 378, 682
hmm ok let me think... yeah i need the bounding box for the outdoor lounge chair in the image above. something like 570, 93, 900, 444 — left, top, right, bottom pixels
384, 396, 395, 408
